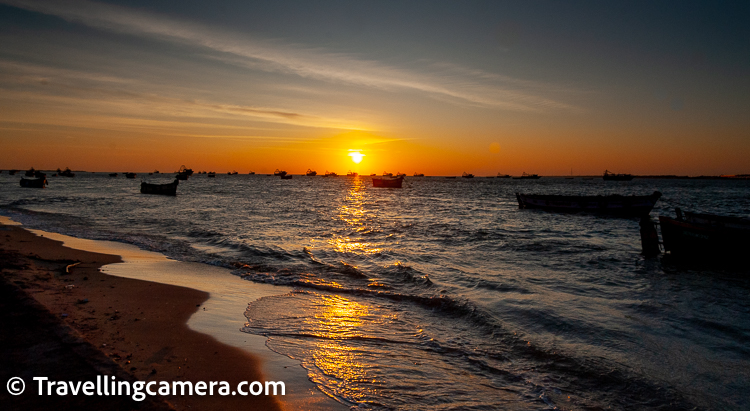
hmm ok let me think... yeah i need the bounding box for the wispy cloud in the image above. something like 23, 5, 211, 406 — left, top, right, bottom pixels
2, 0, 581, 112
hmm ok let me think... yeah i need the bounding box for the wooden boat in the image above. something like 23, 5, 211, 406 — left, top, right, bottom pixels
141, 179, 178, 196
514, 172, 540, 180
125, 172, 137, 179
462, 172, 474, 178
273, 169, 287, 176
413, 172, 425, 177
207, 172, 216, 177
20, 177, 47, 188
516, 191, 662, 217
280, 174, 293, 180
248, 171, 255, 175
659, 209, 749, 264
324, 171, 337, 177
497, 173, 511, 178
372, 174, 404, 188
59, 167, 75, 177
306, 169, 317, 176
603, 170, 634, 181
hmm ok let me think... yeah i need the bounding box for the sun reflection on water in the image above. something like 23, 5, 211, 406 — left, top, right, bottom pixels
329, 176, 382, 255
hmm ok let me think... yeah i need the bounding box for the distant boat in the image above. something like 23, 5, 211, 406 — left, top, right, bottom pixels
413, 172, 425, 177
20, 177, 47, 188
125, 172, 137, 179
516, 191, 662, 217
248, 171, 255, 175
141, 179, 179, 196
659, 208, 749, 265
396, 172, 406, 178
347, 170, 358, 177
274, 169, 287, 176
207, 172, 216, 178
280, 174, 293, 180
513, 172, 540, 180
462, 172, 474, 178
603, 170, 634, 181
109, 173, 118, 177
370, 173, 376, 176
59, 167, 75, 177
9, 169, 18, 175
497, 173, 511, 178
324, 171, 337, 177
372, 174, 404, 188
306, 169, 317, 176
25, 167, 36, 177
230, 170, 238, 175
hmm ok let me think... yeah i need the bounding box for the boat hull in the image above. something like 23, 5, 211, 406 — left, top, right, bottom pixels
372, 176, 404, 188
659, 212, 749, 264
20, 178, 46, 188
516, 191, 661, 217
141, 179, 178, 196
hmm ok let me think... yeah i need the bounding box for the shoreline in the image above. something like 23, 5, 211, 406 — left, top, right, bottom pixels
0, 217, 345, 410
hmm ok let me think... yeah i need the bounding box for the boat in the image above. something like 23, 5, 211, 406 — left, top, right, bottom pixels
462, 172, 474, 178
125, 172, 137, 179
413, 172, 425, 177
306, 169, 317, 176
109, 173, 118, 177
514, 172, 540, 180
20, 177, 47, 188
140, 179, 179, 196
396, 172, 406, 178
497, 173, 511, 178
516, 191, 662, 217
230, 170, 238, 175
176, 165, 192, 180
59, 167, 75, 177
603, 170, 634, 181
273, 169, 287, 176
207, 172, 216, 177
280, 174, 293, 180
248, 171, 255, 175
324, 171, 337, 177
372, 173, 404, 188
658, 209, 749, 264
9, 169, 18, 175
347, 171, 358, 177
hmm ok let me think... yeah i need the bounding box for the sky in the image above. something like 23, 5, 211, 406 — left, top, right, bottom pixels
0, 0, 748, 175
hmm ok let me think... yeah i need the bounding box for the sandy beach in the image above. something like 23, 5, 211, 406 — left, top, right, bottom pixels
0, 220, 339, 410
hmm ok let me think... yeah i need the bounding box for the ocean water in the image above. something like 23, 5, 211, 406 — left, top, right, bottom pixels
1, 172, 749, 410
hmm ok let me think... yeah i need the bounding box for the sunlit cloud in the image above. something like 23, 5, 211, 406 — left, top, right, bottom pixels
1, 0, 580, 112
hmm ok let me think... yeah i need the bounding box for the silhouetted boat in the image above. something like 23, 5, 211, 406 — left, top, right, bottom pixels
9, 169, 18, 175
324, 171, 337, 177
273, 169, 287, 176
176, 165, 192, 180
20, 177, 47, 188
372, 174, 404, 188
516, 191, 662, 217
659, 208, 749, 265
125, 172, 137, 179
396, 172, 406, 178
514, 172, 540, 180
280, 174, 293, 180
141, 179, 178, 196
413, 172, 425, 177
462, 172, 474, 178
306, 169, 317, 176
109, 173, 118, 177
59, 167, 75, 177
248, 171, 255, 175
497, 173, 511, 178
347, 171, 358, 177
207, 172, 216, 177
603, 170, 634, 181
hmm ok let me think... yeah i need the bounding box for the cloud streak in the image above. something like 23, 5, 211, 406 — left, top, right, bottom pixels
2, 0, 580, 112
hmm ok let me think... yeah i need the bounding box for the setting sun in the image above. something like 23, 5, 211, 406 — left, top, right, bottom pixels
348, 150, 365, 164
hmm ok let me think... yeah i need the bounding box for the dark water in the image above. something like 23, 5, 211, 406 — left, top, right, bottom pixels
1, 173, 749, 410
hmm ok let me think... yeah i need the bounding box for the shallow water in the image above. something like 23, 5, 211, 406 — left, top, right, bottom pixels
1, 173, 748, 410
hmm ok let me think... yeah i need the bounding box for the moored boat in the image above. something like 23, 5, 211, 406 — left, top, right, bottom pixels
514, 172, 540, 180
516, 191, 662, 217
347, 171, 358, 177
125, 172, 137, 179
497, 173, 511, 178
306, 169, 317, 176
140, 179, 179, 196
20, 177, 47, 188
324, 171, 337, 177
603, 170, 634, 181
413, 172, 425, 177
273, 169, 287, 176
658, 209, 749, 264
462, 172, 474, 178
59, 167, 75, 177
207, 172, 216, 177
372, 173, 404, 188
280, 174, 293, 180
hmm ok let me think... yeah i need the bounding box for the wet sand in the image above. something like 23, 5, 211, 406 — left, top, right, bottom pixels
0, 220, 340, 410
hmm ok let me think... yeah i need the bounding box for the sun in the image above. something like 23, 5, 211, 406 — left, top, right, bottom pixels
348, 150, 365, 164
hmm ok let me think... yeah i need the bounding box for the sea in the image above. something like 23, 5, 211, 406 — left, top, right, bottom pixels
1, 172, 748, 410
